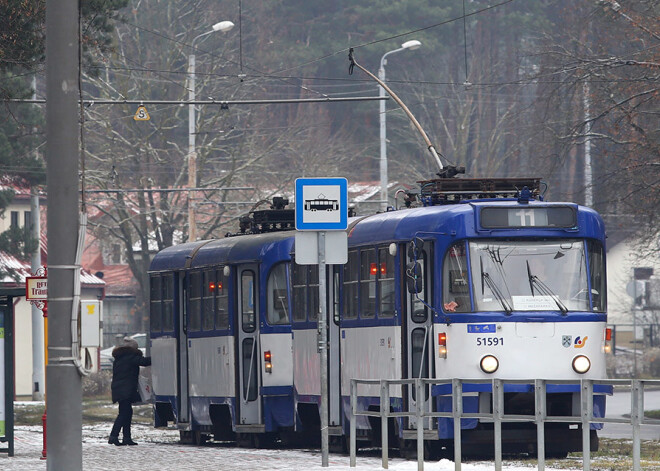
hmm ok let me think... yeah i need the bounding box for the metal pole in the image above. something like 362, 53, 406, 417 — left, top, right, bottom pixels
350, 379, 357, 467
31, 75, 45, 402
535, 379, 546, 471
416, 379, 424, 471
380, 380, 389, 469
30, 192, 45, 401
632, 380, 641, 471
583, 83, 593, 207
187, 52, 197, 242
581, 380, 592, 471
318, 231, 329, 466
452, 378, 462, 471
46, 0, 82, 469
378, 63, 387, 212
493, 379, 503, 471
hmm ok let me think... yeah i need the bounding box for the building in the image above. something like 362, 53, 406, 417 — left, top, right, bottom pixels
0, 179, 105, 398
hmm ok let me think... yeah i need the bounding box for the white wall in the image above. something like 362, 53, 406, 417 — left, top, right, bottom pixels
14, 293, 103, 398
607, 239, 660, 325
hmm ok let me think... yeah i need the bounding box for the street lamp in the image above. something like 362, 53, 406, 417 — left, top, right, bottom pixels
378, 39, 421, 212
188, 20, 234, 242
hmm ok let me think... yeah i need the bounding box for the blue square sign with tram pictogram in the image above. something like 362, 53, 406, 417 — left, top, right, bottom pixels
295, 178, 348, 231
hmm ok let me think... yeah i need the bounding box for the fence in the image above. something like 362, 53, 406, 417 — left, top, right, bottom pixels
349, 378, 660, 471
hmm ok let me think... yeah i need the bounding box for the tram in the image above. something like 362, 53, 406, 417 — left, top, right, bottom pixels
148, 176, 610, 456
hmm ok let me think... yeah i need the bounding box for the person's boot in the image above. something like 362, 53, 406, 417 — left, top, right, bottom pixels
108, 436, 126, 446
123, 437, 138, 446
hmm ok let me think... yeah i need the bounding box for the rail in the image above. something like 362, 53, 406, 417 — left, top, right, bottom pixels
349, 378, 660, 471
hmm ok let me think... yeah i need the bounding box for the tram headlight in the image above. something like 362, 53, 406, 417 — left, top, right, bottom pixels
572, 355, 591, 374
480, 355, 499, 374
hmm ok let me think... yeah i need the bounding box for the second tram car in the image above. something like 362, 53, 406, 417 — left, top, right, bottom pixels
148, 177, 610, 456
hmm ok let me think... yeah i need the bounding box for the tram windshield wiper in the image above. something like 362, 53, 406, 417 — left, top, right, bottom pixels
526, 260, 568, 315
480, 257, 513, 315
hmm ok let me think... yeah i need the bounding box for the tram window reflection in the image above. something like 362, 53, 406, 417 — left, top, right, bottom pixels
343, 251, 359, 319
292, 262, 307, 322
150, 275, 162, 332
409, 243, 429, 323
202, 270, 215, 331
360, 249, 376, 318
188, 271, 202, 331
469, 239, 592, 313
162, 274, 174, 331
378, 247, 395, 318
215, 268, 229, 330
267, 263, 290, 325
442, 242, 470, 313
241, 271, 256, 333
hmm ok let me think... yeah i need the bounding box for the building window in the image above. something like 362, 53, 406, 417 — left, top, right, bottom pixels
111, 244, 122, 264
24, 211, 32, 230
10, 211, 19, 228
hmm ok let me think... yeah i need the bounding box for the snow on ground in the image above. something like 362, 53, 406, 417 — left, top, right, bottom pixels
0, 423, 579, 471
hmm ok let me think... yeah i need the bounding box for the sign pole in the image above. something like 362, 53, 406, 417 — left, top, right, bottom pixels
318, 231, 329, 467
295, 177, 348, 468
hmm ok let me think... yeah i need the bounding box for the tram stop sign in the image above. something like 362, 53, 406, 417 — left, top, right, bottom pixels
295, 178, 348, 231
295, 178, 348, 265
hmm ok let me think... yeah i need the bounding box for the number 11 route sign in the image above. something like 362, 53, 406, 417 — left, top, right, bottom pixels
295, 178, 348, 231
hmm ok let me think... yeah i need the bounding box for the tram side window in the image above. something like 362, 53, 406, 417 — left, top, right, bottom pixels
588, 241, 607, 312
267, 263, 290, 325
292, 263, 307, 322
360, 249, 376, 318
241, 271, 256, 333
149, 275, 162, 332
378, 247, 395, 318
188, 271, 202, 331
442, 242, 470, 313
215, 268, 229, 330
202, 270, 215, 331
343, 251, 359, 319
162, 274, 174, 331
309, 266, 320, 321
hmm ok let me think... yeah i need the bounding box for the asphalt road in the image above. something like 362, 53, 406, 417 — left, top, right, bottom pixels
599, 388, 660, 440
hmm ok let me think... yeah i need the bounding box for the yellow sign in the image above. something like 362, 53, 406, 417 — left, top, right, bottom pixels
134, 105, 150, 121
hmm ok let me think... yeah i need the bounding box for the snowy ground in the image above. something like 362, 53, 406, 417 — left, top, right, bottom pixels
1, 422, 577, 471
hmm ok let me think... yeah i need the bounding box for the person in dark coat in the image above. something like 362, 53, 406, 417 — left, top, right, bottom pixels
108, 336, 151, 446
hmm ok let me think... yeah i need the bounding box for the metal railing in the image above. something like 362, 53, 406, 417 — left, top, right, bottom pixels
349, 378, 660, 471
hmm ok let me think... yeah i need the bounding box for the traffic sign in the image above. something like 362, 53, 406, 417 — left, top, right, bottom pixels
295, 178, 348, 230
134, 105, 150, 121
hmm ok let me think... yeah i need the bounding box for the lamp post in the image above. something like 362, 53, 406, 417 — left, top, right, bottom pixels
188, 20, 234, 242
378, 39, 421, 212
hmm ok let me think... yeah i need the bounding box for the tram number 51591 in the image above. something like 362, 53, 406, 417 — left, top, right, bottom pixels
476, 337, 504, 346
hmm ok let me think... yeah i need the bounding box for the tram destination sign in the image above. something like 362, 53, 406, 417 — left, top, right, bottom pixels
480, 206, 577, 229
295, 178, 348, 231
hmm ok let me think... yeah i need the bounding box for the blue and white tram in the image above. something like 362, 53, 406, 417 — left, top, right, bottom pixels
148, 230, 296, 446
148, 177, 610, 456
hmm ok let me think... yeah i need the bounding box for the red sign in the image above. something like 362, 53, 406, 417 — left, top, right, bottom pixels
25, 276, 48, 301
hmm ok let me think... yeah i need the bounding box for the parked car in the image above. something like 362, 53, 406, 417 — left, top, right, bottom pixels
99, 333, 147, 370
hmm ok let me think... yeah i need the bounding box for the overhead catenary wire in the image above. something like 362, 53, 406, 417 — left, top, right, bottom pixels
7, 96, 388, 105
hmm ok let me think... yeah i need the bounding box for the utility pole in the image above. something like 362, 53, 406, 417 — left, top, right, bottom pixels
46, 0, 82, 469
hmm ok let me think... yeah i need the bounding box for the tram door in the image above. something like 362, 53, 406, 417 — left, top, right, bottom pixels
237, 265, 262, 425
403, 241, 433, 429
177, 273, 190, 424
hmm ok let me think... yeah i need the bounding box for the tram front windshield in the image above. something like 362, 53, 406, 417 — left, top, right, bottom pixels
468, 240, 595, 312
